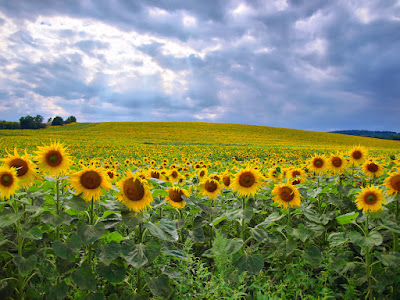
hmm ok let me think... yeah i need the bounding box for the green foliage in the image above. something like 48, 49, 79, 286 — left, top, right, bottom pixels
65, 115, 77, 124
51, 116, 64, 126
19, 114, 45, 129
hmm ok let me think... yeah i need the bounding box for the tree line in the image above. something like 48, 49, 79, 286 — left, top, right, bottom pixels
331, 130, 400, 141
0, 115, 77, 130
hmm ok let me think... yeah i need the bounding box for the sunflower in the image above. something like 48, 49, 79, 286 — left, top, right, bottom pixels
0, 166, 20, 199
267, 169, 279, 182
200, 177, 222, 199
384, 170, 400, 195
221, 172, 231, 188
328, 152, 348, 174
272, 183, 301, 209
232, 167, 264, 197
69, 166, 112, 202
286, 168, 307, 180
349, 145, 368, 165
106, 169, 118, 182
362, 159, 384, 178
308, 154, 328, 174
168, 169, 180, 183
34, 141, 72, 177
2, 148, 37, 188
355, 185, 385, 213
198, 168, 208, 180
166, 186, 190, 209
116, 171, 153, 212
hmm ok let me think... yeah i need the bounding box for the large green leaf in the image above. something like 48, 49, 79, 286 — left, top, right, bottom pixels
67, 195, 89, 211
258, 212, 284, 227
77, 221, 105, 245
0, 211, 24, 228
336, 212, 359, 225
375, 252, 400, 267
378, 219, 400, 233
144, 219, 178, 242
349, 231, 383, 247
250, 227, 276, 243
121, 241, 148, 268
328, 232, 348, 247
13, 255, 37, 276
97, 263, 126, 283
41, 211, 72, 227
290, 224, 310, 242
233, 253, 264, 275
147, 274, 172, 299
191, 227, 205, 243
52, 234, 81, 261
95, 241, 121, 266
304, 245, 322, 266
71, 264, 97, 290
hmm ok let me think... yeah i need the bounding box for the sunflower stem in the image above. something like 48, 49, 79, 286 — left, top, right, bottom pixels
241, 197, 246, 241
88, 199, 95, 267
137, 220, 144, 294
364, 215, 373, 300
287, 207, 291, 226
14, 198, 25, 300
55, 179, 60, 240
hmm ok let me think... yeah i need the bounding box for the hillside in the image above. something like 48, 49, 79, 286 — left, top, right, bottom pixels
1, 122, 399, 158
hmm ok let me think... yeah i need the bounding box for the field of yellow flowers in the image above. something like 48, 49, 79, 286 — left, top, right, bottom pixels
0, 122, 399, 299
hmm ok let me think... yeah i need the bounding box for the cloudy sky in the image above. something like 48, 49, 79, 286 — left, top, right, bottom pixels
0, 0, 399, 132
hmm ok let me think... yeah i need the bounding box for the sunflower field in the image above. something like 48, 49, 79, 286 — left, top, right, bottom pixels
0, 122, 400, 299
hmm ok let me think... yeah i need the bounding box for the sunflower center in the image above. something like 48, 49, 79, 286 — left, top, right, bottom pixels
151, 171, 160, 179
280, 187, 294, 202
367, 163, 378, 173
123, 179, 145, 201
332, 157, 342, 168
352, 151, 362, 160
10, 158, 29, 177
171, 171, 178, 178
239, 172, 255, 188
223, 176, 230, 186
1, 173, 13, 187
314, 159, 323, 168
365, 193, 377, 204
200, 171, 205, 177
80, 171, 102, 189
107, 171, 114, 179
46, 150, 63, 167
292, 179, 300, 185
292, 170, 300, 177
169, 189, 184, 203
205, 180, 218, 193
390, 175, 400, 191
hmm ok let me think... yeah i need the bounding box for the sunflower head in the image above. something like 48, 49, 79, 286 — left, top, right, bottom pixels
232, 167, 264, 197
70, 166, 112, 202
272, 183, 301, 209
2, 148, 37, 188
0, 166, 20, 199
267, 169, 280, 182
198, 168, 208, 180
308, 154, 327, 174
355, 185, 385, 214
200, 177, 222, 199
328, 152, 348, 174
362, 159, 384, 178
349, 145, 368, 164
116, 171, 153, 212
166, 186, 190, 209
221, 172, 231, 188
34, 141, 72, 177
384, 170, 400, 195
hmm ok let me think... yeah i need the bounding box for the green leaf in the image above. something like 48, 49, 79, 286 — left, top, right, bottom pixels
77, 221, 105, 245
121, 242, 148, 268
95, 241, 121, 266
328, 232, 348, 247
147, 274, 172, 299
152, 189, 168, 197
97, 263, 126, 283
349, 231, 365, 247
210, 215, 228, 226
104, 231, 125, 243
0, 211, 23, 228
52, 234, 81, 261
336, 212, 359, 225
13, 255, 37, 276
226, 238, 244, 254
349, 231, 383, 247
375, 252, 400, 267
258, 212, 284, 227
304, 245, 322, 266
67, 195, 89, 211
233, 253, 264, 275
250, 227, 276, 243
367, 231, 383, 247
303, 210, 321, 224
191, 227, 205, 243
144, 219, 178, 242
21, 226, 43, 240
52, 240, 69, 260
379, 219, 400, 233
41, 211, 71, 227
146, 240, 162, 262
71, 264, 97, 290
46, 280, 69, 300
291, 224, 310, 243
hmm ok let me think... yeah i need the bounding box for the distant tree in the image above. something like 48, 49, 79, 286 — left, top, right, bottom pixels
19, 115, 45, 129
65, 116, 77, 124
51, 116, 64, 126
47, 117, 52, 123
0, 121, 20, 129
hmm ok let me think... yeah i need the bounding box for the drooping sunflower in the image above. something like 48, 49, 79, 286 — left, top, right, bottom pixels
308, 154, 328, 174
200, 177, 222, 199
221, 172, 231, 188
349, 145, 368, 165
149, 169, 163, 181
34, 141, 72, 177
2, 148, 37, 188
384, 170, 400, 195
69, 166, 112, 202
232, 167, 264, 197
0, 166, 20, 199
272, 183, 301, 209
362, 159, 384, 178
116, 171, 153, 212
166, 186, 190, 209
327, 152, 346, 174
355, 185, 385, 213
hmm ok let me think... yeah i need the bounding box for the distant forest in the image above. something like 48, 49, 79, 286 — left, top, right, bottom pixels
330, 130, 400, 141
0, 115, 76, 129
